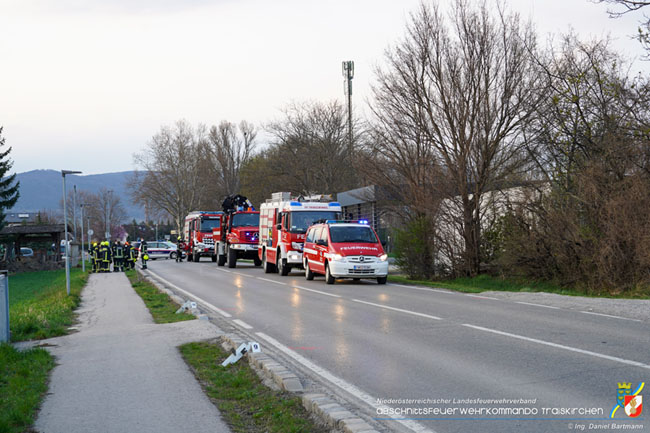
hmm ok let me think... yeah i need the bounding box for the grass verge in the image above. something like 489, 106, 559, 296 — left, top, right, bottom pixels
9, 268, 88, 342
125, 270, 195, 324
0, 344, 55, 433
180, 342, 327, 433
388, 274, 650, 298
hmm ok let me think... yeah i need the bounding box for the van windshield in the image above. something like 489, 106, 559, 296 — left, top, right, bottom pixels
200, 218, 221, 232
232, 213, 259, 227
289, 211, 339, 234
329, 226, 378, 243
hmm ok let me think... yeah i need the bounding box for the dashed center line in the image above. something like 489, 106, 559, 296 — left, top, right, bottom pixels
293, 286, 341, 298
462, 323, 650, 370
515, 301, 561, 310
353, 299, 443, 320
580, 311, 641, 322
256, 277, 287, 285
232, 271, 254, 278
465, 294, 500, 300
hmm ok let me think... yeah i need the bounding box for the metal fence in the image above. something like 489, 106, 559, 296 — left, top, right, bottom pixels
0, 271, 8, 343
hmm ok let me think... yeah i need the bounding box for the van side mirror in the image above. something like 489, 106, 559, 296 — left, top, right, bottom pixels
276, 223, 282, 230
316, 239, 327, 247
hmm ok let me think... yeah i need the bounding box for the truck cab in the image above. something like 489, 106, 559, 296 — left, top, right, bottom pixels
214, 210, 260, 268
259, 192, 342, 276
303, 220, 388, 284
183, 211, 223, 262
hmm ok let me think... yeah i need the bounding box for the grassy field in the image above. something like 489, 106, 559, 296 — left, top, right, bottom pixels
388, 274, 650, 298
180, 342, 328, 433
126, 270, 195, 324
9, 267, 88, 342
0, 344, 55, 433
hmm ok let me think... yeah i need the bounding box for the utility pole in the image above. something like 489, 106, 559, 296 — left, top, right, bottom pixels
342, 60, 354, 152
80, 203, 85, 272
62, 170, 82, 296
73, 185, 78, 242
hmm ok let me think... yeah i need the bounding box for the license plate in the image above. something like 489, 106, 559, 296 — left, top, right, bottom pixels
353, 265, 370, 270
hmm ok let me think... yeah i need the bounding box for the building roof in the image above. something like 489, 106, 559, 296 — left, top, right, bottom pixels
0, 224, 67, 235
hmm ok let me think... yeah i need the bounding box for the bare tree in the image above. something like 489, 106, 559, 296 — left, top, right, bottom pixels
595, 0, 650, 54
242, 100, 358, 204
81, 188, 127, 241
131, 120, 212, 232
369, 0, 542, 276
208, 120, 257, 197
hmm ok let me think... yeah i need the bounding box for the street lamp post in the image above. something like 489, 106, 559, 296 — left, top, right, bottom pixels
62, 170, 82, 296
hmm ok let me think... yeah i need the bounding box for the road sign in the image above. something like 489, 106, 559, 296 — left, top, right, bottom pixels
88, 229, 94, 236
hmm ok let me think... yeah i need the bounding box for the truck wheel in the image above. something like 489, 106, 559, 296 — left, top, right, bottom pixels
325, 263, 335, 285
263, 252, 276, 274
305, 262, 314, 280
193, 252, 200, 262
278, 256, 289, 276
187, 253, 192, 262
377, 276, 387, 285
211, 255, 217, 262
227, 246, 237, 268
253, 257, 262, 267
217, 254, 226, 266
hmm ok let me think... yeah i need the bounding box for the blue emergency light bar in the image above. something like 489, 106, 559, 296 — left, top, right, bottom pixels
290, 201, 302, 206
328, 202, 341, 207
325, 219, 369, 225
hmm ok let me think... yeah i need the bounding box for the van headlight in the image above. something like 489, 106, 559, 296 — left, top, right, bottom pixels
379, 254, 388, 261
332, 254, 343, 261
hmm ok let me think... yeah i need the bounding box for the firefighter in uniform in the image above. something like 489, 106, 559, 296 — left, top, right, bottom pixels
91, 242, 98, 273
140, 240, 149, 269
113, 241, 125, 272
176, 236, 184, 262
101, 241, 112, 272
124, 242, 132, 270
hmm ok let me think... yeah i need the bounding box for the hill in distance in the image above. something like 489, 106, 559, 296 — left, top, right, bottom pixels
9, 169, 145, 221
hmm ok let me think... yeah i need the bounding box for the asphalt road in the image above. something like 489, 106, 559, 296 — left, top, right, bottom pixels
145, 258, 649, 433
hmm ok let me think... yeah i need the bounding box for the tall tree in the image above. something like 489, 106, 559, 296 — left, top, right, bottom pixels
130, 120, 212, 232
0, 127, 20, 230
208, 120, 256, 197
595, 0, 650, 55
369, 0, 542, 276
241, 100, 359, 206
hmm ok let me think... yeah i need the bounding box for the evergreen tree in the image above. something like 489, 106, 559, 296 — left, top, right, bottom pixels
0, 127, 20, 229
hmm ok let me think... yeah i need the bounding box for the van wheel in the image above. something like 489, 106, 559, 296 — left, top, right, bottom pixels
278, 257, 290, 276
253, 257, 262, 267
263, 252, 276, 273
211, 255, 217, 262
217, 254, 226, 266
305, 262, 314, 280
227, 246, 237, 268
325, 263, 335, 285
377, 276, 387, 285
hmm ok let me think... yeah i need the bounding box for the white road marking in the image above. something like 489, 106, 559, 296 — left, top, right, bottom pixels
432, 289, 456, 294
232, 319, 253, 329
256, 277, 287, 285
293, 286, 341, 298
233, 271, 254, 278
462, 324, 650, 370
255, 332, 433, 433
387, 283, 448, 293
580, 311, 642, 322
465, 294, 499, 300
515, 301, 561, 310
215, 268, 231, 273
147, 271, 232, 318
352, 299, 443, 320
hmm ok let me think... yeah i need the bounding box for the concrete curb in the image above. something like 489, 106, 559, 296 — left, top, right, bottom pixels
137, 267, 381, 433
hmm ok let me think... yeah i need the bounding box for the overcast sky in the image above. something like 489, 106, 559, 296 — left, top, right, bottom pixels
1, 0, 648, 175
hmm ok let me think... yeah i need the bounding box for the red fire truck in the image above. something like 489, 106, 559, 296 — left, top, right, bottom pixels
259, 192, 342, 275
214, 195, 261, 268
183, 211, 223, 262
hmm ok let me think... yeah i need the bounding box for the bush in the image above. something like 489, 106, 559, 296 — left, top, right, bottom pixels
394, 215, 437, 280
